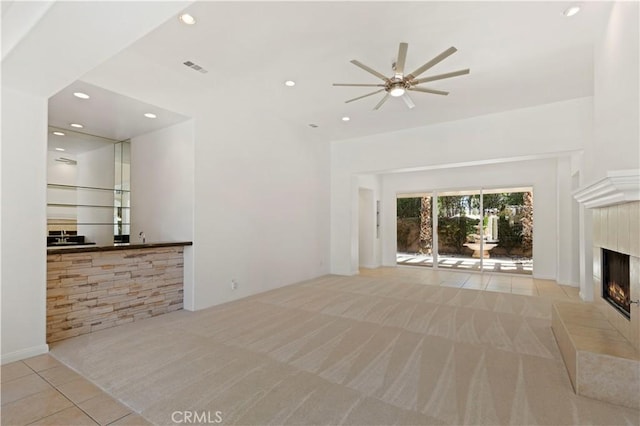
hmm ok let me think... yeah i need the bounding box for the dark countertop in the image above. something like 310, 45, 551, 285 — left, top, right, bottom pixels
47, 241, 192, 255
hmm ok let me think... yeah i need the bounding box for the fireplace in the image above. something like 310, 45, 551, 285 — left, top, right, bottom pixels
602, 248, 631, 319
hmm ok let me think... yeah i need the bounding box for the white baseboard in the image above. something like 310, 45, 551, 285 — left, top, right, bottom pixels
532, 274, 556, 281
557, 279, 579, 287
1, 344, 49, 365
359, 263, 379, 269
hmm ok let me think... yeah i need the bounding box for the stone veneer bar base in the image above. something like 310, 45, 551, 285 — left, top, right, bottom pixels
552, 302, 640, 409
47, 246, 185, 343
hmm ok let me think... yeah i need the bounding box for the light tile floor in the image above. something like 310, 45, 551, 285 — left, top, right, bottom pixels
2, 267, 582, 425
360, 265, 582, 300
1, 354, 150, 426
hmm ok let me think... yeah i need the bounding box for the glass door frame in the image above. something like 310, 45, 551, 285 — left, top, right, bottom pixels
398, 185, 532, 273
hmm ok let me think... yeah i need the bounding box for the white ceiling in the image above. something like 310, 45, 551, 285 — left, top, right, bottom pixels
47, 126, 117, 156
48, 80, 189, 143
50, 1, 612, 143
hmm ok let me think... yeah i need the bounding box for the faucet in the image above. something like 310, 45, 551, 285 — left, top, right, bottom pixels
139, 231, 146, 244
57, 229, 68, 243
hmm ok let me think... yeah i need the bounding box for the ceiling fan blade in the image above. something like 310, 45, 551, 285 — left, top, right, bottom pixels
345, 89, 385, 103
408, 87, 449, 95
350, 60, 389, 81
412, 68, 470, 84
333, 83, 386, 87
402, 93, 415, 109
373, 93, 390, 110
394, 42, 408, 76
406, 46, 457, 80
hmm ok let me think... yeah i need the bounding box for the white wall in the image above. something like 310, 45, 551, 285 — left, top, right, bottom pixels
331, 98, 592, 175
1, 87, 49, 363
357, 174, 382, 269
331, 97, 592, 275
556, 157, 577, 285
358, 188, 375, 268
575, 2, 639, 300
380, 158, 571, 281
586, 1, 640, 185
131, 120, 195, 309
191, 111, 330, 309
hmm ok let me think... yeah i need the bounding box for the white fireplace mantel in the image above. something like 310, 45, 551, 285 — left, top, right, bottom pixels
573, 169, 640, 209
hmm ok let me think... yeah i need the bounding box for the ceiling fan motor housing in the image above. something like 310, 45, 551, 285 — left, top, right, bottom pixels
387, 80, 409, 97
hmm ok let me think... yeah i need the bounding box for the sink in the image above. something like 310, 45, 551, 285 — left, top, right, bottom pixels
47, 241, 95, 247
47, 234, 93, 247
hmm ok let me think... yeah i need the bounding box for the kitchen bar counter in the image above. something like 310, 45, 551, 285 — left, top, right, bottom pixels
47, 241, 192, 255
47, 241, 191, 343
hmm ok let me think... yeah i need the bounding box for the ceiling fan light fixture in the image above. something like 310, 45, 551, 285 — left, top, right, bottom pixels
389, 87, 406, 97
563, 5, 580, 17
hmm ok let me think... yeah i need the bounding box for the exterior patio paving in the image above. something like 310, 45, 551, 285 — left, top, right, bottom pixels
397, 252, 533, 275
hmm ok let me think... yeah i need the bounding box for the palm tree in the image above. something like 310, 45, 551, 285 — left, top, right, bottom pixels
419, 196, 432, 254
521, 191, 533, 250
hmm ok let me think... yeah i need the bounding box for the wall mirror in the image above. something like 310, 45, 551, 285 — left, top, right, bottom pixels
47, 126, 130, 246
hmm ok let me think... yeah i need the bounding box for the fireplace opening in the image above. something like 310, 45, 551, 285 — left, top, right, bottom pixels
602, 248, 631, 319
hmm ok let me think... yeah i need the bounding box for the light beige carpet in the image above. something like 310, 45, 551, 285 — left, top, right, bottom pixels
51, 274, 640, 425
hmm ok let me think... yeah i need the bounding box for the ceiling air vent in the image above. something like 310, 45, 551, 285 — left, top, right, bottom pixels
183, 60, 208, 74
55, 157, 77, 165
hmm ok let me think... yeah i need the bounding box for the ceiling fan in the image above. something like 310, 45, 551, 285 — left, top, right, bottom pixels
333, 42, 470, 110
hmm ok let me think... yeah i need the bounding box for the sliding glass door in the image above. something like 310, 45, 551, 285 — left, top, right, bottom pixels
396, 194, 433, 266
480, 188, 533, 274
437, 190, 481, 270
396, 187, 533, 274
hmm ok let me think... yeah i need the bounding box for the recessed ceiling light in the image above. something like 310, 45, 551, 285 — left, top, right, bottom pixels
73, 92, 90, 99
53, 131, 65, 136
179, 13, 196, 25
284, 80, 296, 87
342, 116, 350, 122
144, 113, 157, 119
55, 147, 65, 152
563, 5, 580, 17
70, 123, 84, 128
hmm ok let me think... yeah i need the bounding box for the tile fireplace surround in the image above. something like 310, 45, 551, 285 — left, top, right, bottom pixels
563, 170, 640, 409
593, 203, 639, 349
573, 170, 640, 348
